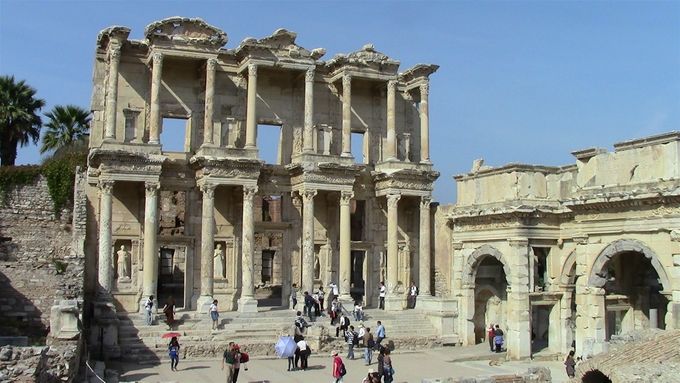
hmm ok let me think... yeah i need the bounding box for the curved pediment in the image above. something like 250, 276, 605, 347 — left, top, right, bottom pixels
144, 17, 227, 48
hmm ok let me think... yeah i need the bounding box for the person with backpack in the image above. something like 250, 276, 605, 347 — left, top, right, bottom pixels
231, 344, 242, 383
144, 295, 154, 325
294, 311, 310, 336
168, 336, 180, 371
222, 342, 236, 382
363, 327, 374, 365
494, 324, 504, 353
382, 348, 395, 383
331, 350, 346, 383
346, 325, 358, 360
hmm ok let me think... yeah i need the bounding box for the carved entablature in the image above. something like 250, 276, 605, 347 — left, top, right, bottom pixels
257, 166, 291, 195
235, 28, 324, 66
325, 44, 400, 77
287, 162, 359, 192
87, 149, 165, 183
191, 156, 262, 186
399, 64, 439, 89
372, 168, 439, 197
144, 17, 227, 49
96, 26, 131, 50
563, 187, 680, 213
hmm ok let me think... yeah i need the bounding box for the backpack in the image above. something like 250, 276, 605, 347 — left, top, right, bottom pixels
339, 362, 347, 377
367, 337, 375, 348
352, 331, 359, 346
295, 318, 304, 330
239, 352, 249, 363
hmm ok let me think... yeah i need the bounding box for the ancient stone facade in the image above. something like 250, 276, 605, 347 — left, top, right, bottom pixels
86, 16, 438, 335
438, 132, 680, 360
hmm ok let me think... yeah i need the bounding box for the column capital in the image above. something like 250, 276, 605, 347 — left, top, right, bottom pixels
200, 183, 216, 199
387, 79, 398, 91
243, 185, 258, 199
340, 190, 354, 205
98, 180, 115, 195
144, 181, 160, 195
305, 67, 315, 82
302, 188, 318, 202
152, 52, 163, 66
420, 196, 432, 209
452, 241, 464, 251
342, 74, 352, 89
109, 46, 121, 61
420, 82, 429, 98
248, 63, 258, 78
386, 193, 401, 208
206, 58, 218, 72
291, 191, 303, 207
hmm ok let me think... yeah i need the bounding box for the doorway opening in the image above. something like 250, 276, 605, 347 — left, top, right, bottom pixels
350, 250, 365, 302
473, 256, 508, 344
157, 246, 185, 308
531, 304, 552, 353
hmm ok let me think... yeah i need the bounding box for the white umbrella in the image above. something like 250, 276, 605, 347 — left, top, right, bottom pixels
275, 336, 297, 358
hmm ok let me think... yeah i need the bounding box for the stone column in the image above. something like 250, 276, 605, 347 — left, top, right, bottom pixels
385, 193, 402, 310
97, 180, 115, 293
419, 196, 431, 296
339, 190, 353, 301
203, 58, 217, 146
341, 74, 352, 157
386, 80, 397, 160
301, 189, 318, 294
239, 185, 258, 312
303, 67, 315, 153
104, 47, 121, 141
419, 83, 430, 163
141, 181, 160, 309
149, 53, 163, 145
506, 238, 531, 360
197, 184, 216, 311
245, 64, 258, 149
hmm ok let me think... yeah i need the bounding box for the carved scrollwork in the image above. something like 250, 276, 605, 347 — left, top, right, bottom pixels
305, 67, 315, 82
98, 180, 115, 195
302, 189, 318, 203
340, 190, 354, 205
420, 196, 432, 210
144, 181, 160, 196
387, 80, 397, 92
243, 185, 258, 200
420, 83, 429, 98
109, 47, 121, 61
200, 183, 216, 199
152, 52, 163, 67
342, 74, 351, 91
248, 64, 258, 78
387, 193, 401, 209
206, 58, 217, 72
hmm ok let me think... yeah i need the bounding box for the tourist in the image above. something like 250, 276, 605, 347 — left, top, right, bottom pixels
346, 325, 357, 360
336, 312, 350, 338
209, 299, 219, 330
382, 348, 394, 383
144, 295, 154, 326
357, 323, 366, 340
363, 327, 374, 365
565, 350, 576, 378
378, 282, 386, 310
487, 324, 495, 352
329, 282, 339, 301
294, 311, 310, 337
287, 352, 296, 371
377, 346, 385, 376
330, 297, 339, 325
494, 324, 504, 353
318, 285, 325, 312
375, 320, 386, 349
312, 289, 321, 317
168, 336, 180, 371
297, 337, 310, 370
161, 296, 176, 330
354, 301, 364, 321
303, 291, 315, 321
290, 283, 298, 310
231, 344, 242, 383
362, 368, 381, 383
331, 350, 345, 383
407, 281, 418, 309
222, 342, 236, 382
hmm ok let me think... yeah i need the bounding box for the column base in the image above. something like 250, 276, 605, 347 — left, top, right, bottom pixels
384, 295, 405, 311
238, 296, 259, 313
197, 295, 214, 313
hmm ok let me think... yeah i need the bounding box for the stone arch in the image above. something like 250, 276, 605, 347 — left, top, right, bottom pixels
559, 248, 577, 286
588, 239, 671, 290
461, 244, 511, 287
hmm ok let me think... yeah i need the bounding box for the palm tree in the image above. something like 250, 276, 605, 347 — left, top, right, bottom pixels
41, 105, 91, 155
0, 76, 45, 166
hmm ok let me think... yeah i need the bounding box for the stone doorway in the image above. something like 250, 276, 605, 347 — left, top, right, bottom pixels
473, 256, 507, 344
156, 245, 186, 308
350, 250, 365, 302
531, 304, 551, 353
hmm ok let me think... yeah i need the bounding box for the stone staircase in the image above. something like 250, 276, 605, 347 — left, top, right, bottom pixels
117, 308, 441, 364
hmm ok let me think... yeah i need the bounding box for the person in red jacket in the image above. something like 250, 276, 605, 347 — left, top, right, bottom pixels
487, 324, 495, 352
331, 350, 345, 382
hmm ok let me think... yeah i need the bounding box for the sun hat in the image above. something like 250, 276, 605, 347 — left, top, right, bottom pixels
331, 350, 338, 356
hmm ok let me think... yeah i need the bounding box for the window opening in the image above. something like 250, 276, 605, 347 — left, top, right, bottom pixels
257, 124, 282, 165
350, 200, 365, 241
351, 131, 366, 164
161, 117, 189, 152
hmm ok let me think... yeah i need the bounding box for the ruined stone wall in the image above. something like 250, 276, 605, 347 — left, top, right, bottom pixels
0, 175, 85, 338
0, 341, 81, 383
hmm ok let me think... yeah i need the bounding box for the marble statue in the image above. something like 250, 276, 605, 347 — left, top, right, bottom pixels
117, 245, 130, 280
214, 243, 225, 279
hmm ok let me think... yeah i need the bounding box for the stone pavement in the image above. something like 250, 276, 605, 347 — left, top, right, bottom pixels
115, 346, 570, 383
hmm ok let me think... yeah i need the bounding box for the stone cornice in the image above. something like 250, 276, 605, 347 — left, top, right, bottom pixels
144, 17, 227, 49
190, 156, 262, 185
613, 131, 680, 152
325, 44, 400, 77
286, 162, 360, 192
454, 163, 571, 181
372, 168, 439, 196
399, 64, 439, 87
97, 26, 131, 50
234, 28, 324, 67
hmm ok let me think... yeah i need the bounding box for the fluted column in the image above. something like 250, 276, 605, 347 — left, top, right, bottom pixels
197, 184, 216, 311
203, 58, 217, 146
142, 181, 160, 299
245, 64, 258, 149
339, 191, 353, 300
419, 196, 431, 295
239, 185, 258, 312
301, 189, 317, 294
386, 80, 397, 160
104, 47, 121, 141
303, 67, 315, 153
341, 74, 352, 157
149, 53, 163, 145
385, 193, 401, 310
97, 180, 115, 293
419, 83, 430, 163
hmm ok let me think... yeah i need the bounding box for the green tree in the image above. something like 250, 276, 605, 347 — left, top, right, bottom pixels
41, 105, 91, 156
0, 76, 45, 166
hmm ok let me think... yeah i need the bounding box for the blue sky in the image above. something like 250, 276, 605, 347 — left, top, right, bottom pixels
1, 0, 679, 203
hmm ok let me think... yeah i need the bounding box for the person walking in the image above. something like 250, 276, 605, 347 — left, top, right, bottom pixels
354, 301, 364, 321
375, 321, 386, 349
297, 337, 310, 370
363, 327, 374, 365
331, 350, 345, 383
358, 323, 366, 339
346, 325, 357, 360
407, 281, 418, 309
329, 297, 339, 325
222, 342, 236, 382
336, 312, 350, 338
294, 311, 310, 337
565, 350, 576, 378
303, 291, 315, 321
494, 324, 504, 353
382, 348, 394, 383
144, 295, 154, 325
231, 344, 242, 383
318, 286, 325, 312
329, 282, 339, 301
378, 282, 386, 310
312, 289, 321, 317
209, 299, 219, 330
291, 283, 298, 310
161, 296, 176, 330
377, 346, 385, 377
168, 336, 180, 371
487, 324, 495, 352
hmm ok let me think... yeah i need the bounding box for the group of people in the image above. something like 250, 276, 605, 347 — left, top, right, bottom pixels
143, 295, 177, 329
486, 324, 505, 353
221, 342, 248, 383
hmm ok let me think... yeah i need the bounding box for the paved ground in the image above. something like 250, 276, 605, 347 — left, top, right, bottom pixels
116, 346, 569, 383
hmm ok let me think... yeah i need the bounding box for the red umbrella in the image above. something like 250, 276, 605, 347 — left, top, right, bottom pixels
162, 332, 181, 339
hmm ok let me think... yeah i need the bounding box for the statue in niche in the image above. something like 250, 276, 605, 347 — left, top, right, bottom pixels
485, 295, 502, 326
117, 245, 130, 280
214, 243, 225, 279
314, 254, 321, 280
